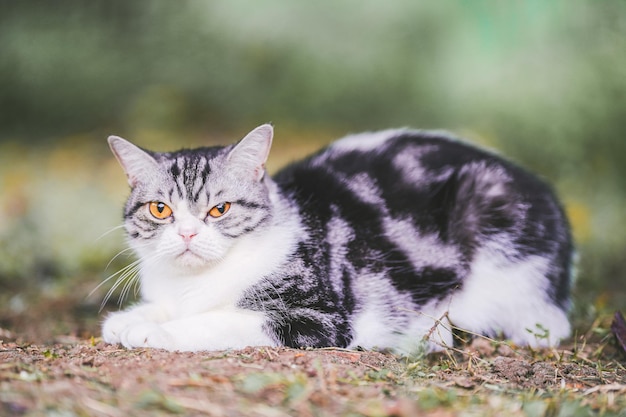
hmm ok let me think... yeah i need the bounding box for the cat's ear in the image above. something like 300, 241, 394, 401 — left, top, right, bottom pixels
227, 124, 273, 181
108, 136, 159, 187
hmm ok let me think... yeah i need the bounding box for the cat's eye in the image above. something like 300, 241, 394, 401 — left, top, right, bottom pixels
148, 202, 173, 220
208, 202, 231, 218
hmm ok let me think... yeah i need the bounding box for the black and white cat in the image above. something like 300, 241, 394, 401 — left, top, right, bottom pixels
102, 124, 573, 354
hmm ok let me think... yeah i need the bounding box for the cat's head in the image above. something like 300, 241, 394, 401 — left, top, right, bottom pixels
108, 124, 274, 271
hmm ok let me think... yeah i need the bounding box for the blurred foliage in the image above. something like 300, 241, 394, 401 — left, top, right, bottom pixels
0, 0, 625, 337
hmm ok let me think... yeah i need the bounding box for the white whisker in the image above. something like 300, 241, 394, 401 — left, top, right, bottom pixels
102, 248, 167, 311
104, 246, 137, 271
88, 260, 136, 299
97, 260, 142, 311
95, 224, 126, 242
119, 272, 138, 308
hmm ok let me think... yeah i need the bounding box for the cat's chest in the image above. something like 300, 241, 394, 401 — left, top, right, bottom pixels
143, 272, 240, 316
139, 254, 266, 314
139, 222, 302, 317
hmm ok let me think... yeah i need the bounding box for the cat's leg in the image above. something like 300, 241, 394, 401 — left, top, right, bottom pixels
502, 303, 571, 347
118, 308, 276, 351
447, 251, 571, 347
102, 303, 170, 346
397, 301, 455, 355
349, 296, 454, 355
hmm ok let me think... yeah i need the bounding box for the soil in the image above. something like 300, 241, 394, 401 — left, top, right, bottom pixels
2, 335, 625, 417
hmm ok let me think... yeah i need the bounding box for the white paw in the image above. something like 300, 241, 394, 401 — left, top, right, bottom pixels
102, 311, 140, 344
119, 322, 176, 350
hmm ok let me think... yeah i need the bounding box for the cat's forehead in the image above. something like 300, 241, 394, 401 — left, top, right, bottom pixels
159, 145, 227, 167
159, 146, 231, 179
152, 146, 232, 203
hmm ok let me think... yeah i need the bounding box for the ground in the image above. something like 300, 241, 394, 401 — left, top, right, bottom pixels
1, 331, 625, 417
1, 290, 625, 416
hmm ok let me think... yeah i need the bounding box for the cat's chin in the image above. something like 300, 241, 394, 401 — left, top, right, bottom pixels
173, 250, 220, 271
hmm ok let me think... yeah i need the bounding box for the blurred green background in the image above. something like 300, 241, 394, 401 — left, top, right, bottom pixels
1, 1, 624, 342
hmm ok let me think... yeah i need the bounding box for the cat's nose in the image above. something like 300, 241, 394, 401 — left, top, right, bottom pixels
179, 231, 197, 243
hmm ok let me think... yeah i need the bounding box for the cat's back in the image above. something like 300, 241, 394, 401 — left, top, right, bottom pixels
274, 128, 571, 282
277, 129, 506, 186
274, 128, 558, 214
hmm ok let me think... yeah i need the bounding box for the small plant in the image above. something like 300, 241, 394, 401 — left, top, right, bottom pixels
526, 323, 551, 345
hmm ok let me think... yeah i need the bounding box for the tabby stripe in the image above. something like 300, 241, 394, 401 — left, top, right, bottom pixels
131, 231, 157, 240
221, 213, 272, 239
131, 219, 158, 233
195, 159, 211, 202
233, 199, 269, 210
192, 179, 207, 203
126, 201, 146, 217
169, 162, 180, 177
184, 158, 199, 199
170, 160, 185, 198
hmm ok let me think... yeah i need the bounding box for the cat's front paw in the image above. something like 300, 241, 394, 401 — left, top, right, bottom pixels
102, 310, 147, 345
119, 322, 176, 351
102, 312, 131, 344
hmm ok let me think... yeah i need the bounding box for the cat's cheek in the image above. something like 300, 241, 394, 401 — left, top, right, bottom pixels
119, 322, 176, 351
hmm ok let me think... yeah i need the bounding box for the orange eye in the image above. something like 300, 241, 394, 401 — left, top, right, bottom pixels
208, 202, 231, 218
148, 202, 173, 220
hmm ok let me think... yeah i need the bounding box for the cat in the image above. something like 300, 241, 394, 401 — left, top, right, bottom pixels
101, 124, 573, 354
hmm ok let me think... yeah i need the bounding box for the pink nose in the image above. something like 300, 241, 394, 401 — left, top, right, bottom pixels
179, 232, 197, 242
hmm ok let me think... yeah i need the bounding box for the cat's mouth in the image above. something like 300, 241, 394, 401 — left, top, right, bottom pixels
177, 248, 202, 258
175, 248, 210, 267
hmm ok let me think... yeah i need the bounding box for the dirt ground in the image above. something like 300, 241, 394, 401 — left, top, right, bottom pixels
2, 333, 625, 417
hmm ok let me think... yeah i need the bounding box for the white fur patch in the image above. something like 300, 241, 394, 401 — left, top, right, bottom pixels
349, 276, 454, 355
349, 271, 414, 350
329, 129, 406, 153
447, 249, 570, 347
392, 147, 453, 185
397, 299, 455, 354
326, 212, 354, 297
345, 173, 384, 205
383, 217, 461, 271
